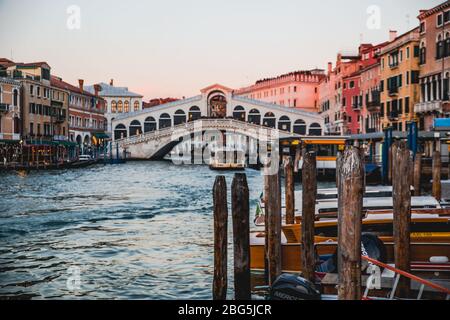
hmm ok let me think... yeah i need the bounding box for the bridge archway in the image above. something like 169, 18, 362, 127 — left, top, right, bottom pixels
174, 109, 187, 125
114, 124, 128, 140
248, 109, 261, 125
208, 91, 227, 118
309, 123, 322, 136
278, 116, 291, 132
144, 117, 157, 132
293, 119, 307, 135
159, 113, 172, 129
263, 112, 276, 128
129, 120, 142, 136
189, 106, 201, 122
233, 106, 246, 122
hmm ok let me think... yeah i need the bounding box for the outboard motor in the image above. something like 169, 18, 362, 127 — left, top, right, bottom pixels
270, 274, 321, 300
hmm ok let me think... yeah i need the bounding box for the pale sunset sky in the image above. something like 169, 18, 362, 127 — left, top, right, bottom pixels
0, 0, 443, 100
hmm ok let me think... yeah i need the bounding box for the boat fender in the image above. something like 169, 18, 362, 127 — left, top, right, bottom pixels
430, 256, 449, 264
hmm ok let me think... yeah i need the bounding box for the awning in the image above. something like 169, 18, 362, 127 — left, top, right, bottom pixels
0, 139, 20, 145
93, 132, 110, 139
55, 141, 78, 147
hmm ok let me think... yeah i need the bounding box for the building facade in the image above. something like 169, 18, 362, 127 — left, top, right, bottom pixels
380, 28, 421, 132
85, 80, 143, 134
415, 1, 450, 131
0, 77, 21, 141
51, 77, 107, 155
235, 70, 325, 112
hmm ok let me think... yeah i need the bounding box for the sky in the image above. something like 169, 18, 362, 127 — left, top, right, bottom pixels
0, 0, 443, 100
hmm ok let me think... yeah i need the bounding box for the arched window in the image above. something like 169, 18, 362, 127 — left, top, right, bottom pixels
13, 89, 18, 107
446, 33, 450, 58
308, 123, 322, 136
134, 101, 140, 112
117, 101, 123, 113
159, 113, 172, 129
420, 42, 426, 65
111, 100, 117, 113
293, 119, 307, 135
189, 106, 201, 121
174, 109, 186, 125
233, 106, 246, 121
437, 34, 444, 59
129, 120, 142, 136
124, 101, 130, 113
278, 116, 291, 132
248, 109, 261, 125
114, 124, 127, 140
144, 117, 157, 132
262, 112, 276, 128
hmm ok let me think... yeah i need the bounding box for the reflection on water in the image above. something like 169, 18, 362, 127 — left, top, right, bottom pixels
0, 162, 271, 300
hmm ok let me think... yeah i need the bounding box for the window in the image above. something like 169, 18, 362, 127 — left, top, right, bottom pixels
438, 13, 443, 27
437, 35, 444, 59
134, 101, 140, 112
419, 44, 426, 65
405, 97, 410, 114
37, 87, 41, 97
420, 22, 425, 34
406, 46, 410, 59
445, 11, 450, 24
411, 71, 420, 84
30, 122, 34, 136
349, 81, 355, 88
30, 85, 34, 96
118, 101, 123, 113
124, 101, 130, 113
13, 89, 18, 106
111, 100, 117, 113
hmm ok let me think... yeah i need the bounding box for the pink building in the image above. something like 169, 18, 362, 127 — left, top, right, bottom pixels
235, 69, 326, 112
319, 41, 390, 135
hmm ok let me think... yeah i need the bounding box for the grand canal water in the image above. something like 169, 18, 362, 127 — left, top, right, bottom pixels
0, 162, 269, 300
0, 161, 333, 300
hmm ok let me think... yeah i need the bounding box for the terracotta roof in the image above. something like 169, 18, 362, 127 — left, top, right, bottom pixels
418, 0, 450, 19
51, 76, 100, 99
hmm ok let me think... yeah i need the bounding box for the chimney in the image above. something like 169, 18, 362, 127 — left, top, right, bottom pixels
389, 30, 398, 42
110, 79, 114, 86
327, 62, 333, 75
94, 84, 101, 96
78, 79, 84, 92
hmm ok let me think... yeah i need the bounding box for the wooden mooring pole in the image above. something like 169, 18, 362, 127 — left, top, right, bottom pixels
213, 176, 228, 300
413, 153, 422, 196
338, 147, 364, 300
266, 167, 282, 286
336, 151, 342, 189
301, 151, 317, 283
231, 173, 251, 300
432, 150, 442, 202
392, 141, 412, 298
284, 157, 295, 225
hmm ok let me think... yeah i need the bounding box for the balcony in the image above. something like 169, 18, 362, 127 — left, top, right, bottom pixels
0, 103, 10, 113
53, 114, 66, 124
388, 111, 399, 121
367, 100, 381, 113
352, 104, 362, 111
388, 87, 399, 97
414, 101, 443, 114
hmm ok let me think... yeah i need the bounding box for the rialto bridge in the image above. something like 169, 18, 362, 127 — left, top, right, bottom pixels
111, 84, 325, 159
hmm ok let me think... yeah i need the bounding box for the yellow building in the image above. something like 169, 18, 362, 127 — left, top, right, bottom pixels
380, 27, 421, 131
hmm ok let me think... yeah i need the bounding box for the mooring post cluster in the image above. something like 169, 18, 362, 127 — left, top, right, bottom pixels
212, 173, 251, 301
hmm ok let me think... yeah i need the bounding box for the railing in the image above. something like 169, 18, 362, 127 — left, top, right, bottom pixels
0, 103, 10, 113
414, 101, 443, 113
116, 118, 298, 146
362, 256, 450, 300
